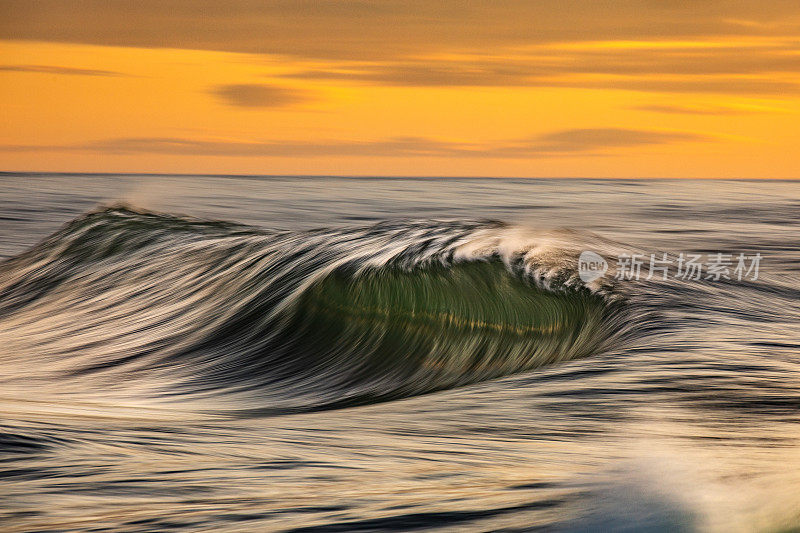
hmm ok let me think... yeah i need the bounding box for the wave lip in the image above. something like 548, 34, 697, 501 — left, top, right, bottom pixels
0, 206, 630, 413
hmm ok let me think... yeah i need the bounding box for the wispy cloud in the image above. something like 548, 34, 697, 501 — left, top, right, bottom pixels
631, 104, 766, 115
0, 64, 125, 76
280, 40, 800, 95
4, 2, 800, 97
0, 128, 712, 158
211, 84, 310, 108
534, 128, 705, 152
3, 1, 800, 61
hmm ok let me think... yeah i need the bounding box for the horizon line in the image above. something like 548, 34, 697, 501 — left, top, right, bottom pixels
1, 171, 799, 181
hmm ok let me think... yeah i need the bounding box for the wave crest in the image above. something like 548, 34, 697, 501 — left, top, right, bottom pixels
0, 206, 629, 413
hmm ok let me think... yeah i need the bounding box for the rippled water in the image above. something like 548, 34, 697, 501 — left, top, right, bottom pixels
1, 174, 799, 532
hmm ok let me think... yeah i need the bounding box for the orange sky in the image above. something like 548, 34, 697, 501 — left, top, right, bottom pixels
2, 1, 800, 177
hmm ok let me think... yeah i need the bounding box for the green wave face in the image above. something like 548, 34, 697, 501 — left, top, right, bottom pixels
286, 260, 623, 405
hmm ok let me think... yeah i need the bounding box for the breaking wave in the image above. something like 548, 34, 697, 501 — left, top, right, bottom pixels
0, 206, 632, 413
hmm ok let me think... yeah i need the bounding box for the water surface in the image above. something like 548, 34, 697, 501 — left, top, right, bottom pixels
1, 174, 799, 532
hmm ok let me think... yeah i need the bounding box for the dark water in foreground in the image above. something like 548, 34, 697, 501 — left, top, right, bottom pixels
1, 174, 799, 532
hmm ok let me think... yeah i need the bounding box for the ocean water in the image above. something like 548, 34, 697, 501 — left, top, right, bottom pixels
0, 174, 799, 532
